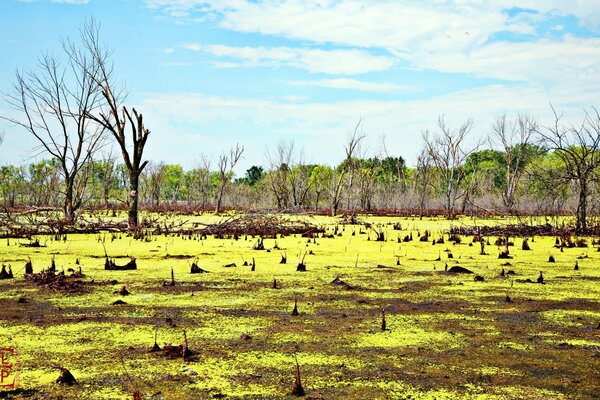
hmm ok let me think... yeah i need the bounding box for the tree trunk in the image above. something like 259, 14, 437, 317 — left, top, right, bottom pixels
63, 176, 76, 224
576, 180, 588, 233
331, 203, 338, 217
64, 192, 75, 223
215, 185, 225, 214
128, 172, 139, 228
104, 189, 110, 211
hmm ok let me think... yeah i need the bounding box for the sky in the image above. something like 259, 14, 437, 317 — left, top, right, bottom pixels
1, 0, 600, 173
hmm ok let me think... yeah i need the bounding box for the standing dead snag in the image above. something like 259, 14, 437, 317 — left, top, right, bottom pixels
381, 308, 387, 331
330, 119, 365, 216
0, 264, 13, 280
72, 20, 151, 229
291, 298, 299, 316
297, 252, 307, 272
150, 327, 161, 352
182, 330, 189, 360
56, 367, 77, 385
291, 355, 305, 396
2, 34, 106, 224
24, 258, 33, 275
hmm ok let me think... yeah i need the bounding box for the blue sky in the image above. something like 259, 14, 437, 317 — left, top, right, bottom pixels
1, 0, 600, 172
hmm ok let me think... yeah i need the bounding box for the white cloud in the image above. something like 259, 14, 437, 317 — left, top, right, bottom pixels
135, 78, 600, 169
287, 78, 414, 92
412, 37, 600, 82
146, 1, 600, 33
181, 43, 394, 74
152, 1, 600, 87
4, 79, 599, 169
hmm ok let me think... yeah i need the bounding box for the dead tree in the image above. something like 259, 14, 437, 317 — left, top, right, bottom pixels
266, 140, 294, 209
71, 19, 150, 229
536, 106, 600, 233
414, 149, 434, 218
491, 113, 537, 213
330, 119, 365, 216
422, 116, 478, 218
215, 143, 244, 214
2, 43, 105, 223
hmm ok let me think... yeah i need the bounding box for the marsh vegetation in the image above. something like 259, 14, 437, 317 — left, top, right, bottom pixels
1, 213, 599, 399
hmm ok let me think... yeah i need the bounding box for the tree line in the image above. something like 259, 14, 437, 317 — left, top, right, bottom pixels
1, 21, 600, 232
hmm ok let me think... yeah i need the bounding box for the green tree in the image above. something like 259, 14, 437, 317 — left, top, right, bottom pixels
0, 165, 25, 208
309, 164, 332, 211
91, 155, 119, 209
162, 164, 184, 204
244, 166, 265, 186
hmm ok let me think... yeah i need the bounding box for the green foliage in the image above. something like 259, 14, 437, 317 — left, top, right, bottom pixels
243, 165, 265, 186
161, 164, 184, 201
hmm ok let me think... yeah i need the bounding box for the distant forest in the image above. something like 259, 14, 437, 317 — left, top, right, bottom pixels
1, 111, 599, 228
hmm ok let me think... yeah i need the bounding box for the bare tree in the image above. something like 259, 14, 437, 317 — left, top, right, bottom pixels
414, 149, 434, 218
266, 141, 294, 209
71, 20, 150, 228
183, 155, 212, 208
537, 106, 600, 232
215, 143, 244, 213
330, 119, 365, 216
491, 114, 537, 213
2, 47, 105, 223
198, 154, 212, 209
144, 161, 165, 207
422, 115, 477, 218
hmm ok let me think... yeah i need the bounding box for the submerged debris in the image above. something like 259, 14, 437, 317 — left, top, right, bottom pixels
105, 257, 137, 271
190, 261, 208, 274
291, 299, 300, 316
447, 266, 473, 274
25, 268, 87, 293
